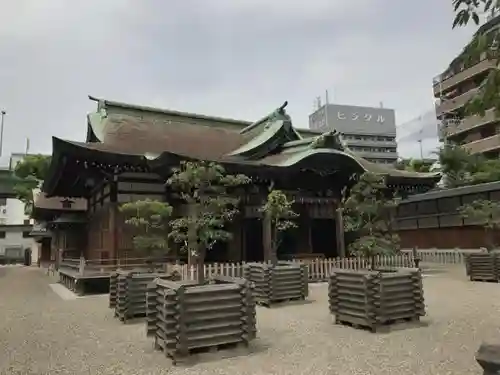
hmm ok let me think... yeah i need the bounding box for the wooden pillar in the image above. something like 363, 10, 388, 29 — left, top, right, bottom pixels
109, 179, 118, 260
307, 217, 313, 253
335, 208, 346, 258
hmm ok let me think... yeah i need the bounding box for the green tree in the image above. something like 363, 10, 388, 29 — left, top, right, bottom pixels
436, 143, 500, 187
452, 0, 500, 116
260, 189, 298, 265
395, 158, 434, 173
119, 199, 173, 266
459, 199, 500, 250
13, 155, 51, 215
167, 161, 250, 284
341, 173, 400, 269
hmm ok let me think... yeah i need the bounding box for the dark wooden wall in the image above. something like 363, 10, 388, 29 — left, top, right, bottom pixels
395, 181, 500, 248
81, 171, 343, 261
86, 172, 168, 261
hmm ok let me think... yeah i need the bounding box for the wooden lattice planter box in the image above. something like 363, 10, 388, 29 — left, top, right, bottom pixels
476, 342, 500, 375
466, 253, 500, 282
146, 276, 256, 364
243, 261, 308, 307
328, 268, 425, 333
113, 270, 179, 323
109, 272, 118, 308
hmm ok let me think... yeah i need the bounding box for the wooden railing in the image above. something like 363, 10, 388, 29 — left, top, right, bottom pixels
59, 256, 178, 276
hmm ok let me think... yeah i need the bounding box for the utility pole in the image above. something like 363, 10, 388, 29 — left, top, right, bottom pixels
325, 90, 330, 129
418, 128, 424, 159
0, 110, 6, 157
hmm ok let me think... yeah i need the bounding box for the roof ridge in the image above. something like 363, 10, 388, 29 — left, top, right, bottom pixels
88, 95, 252, 126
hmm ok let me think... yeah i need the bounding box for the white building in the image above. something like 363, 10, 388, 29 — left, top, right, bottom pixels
0, 153, 40, 264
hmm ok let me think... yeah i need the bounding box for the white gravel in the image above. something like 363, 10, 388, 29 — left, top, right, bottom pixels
0, 265, 497, 375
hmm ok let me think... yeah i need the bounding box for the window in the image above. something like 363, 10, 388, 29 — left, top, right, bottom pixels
23, 219, 30, 225
0, 231, 6, 239
22, 231, 30, 238
0, 198, 6, 206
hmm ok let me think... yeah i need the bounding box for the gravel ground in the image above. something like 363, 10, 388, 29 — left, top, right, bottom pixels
0, 265, 497, 375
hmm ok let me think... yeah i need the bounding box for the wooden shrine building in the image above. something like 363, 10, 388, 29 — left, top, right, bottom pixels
40, 96, 441, 263
31, 189, 87, 266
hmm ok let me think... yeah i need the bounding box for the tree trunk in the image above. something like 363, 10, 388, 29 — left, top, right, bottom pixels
187, 202, 198, 268
196, 252, 205, 284
270, 224, 278, 266
370, 254, 376, 271
262, 211, 273, 263
486, 228, 495, 252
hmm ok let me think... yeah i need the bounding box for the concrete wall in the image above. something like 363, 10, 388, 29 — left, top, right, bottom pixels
0, 231, 38, 264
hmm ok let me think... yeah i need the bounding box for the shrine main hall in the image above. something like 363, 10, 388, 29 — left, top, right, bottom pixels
34, 96, 440, 264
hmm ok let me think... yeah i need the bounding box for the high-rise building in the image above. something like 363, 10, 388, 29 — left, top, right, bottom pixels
434, 14, 500, 156
309, 103, 398, 164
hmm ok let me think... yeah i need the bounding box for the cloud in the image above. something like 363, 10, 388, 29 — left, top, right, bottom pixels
0, 0, 480, 162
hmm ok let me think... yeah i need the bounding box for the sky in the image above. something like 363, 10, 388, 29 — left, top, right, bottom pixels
0, 0, 479, 162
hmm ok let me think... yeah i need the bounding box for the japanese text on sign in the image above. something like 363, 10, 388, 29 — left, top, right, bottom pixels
337, 111, 385, 123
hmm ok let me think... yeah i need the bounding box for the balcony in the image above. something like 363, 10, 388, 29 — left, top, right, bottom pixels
438, 118, 462, 141
443, 109, 498, 139
463, 133, 500, 154
344, 139, 397, 148
355, 151, 398, 160
433, 53, 493, 96
435, 89, 478, 116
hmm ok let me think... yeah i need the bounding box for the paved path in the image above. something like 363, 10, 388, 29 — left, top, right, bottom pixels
0, 265, 497, 375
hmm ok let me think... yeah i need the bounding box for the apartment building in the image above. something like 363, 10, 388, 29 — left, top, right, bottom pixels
434, 14, 500, 156
309, 103, 398, 164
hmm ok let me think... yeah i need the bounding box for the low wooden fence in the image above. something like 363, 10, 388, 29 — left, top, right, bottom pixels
59, 256, 175, 277
401, 248, 485, 264
177, 254, 416, 282
59, 249, 483, 281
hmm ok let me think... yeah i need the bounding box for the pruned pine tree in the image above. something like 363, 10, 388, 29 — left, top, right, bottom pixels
13, 155, 51, 215
260, 189, 299, 265
119, 199, 173, 269
459, 199, 500, 250
436, 144, 500, 187
167, 161, 250, 284
341, 173, 400, 270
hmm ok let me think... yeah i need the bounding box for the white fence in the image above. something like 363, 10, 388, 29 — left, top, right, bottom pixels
401, 248, 484, 264
174, 249, 484, 282
60, 249, 481, 281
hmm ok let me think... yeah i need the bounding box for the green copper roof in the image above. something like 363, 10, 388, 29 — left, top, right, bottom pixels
235, 129, 441, 181
229, 102, 302, 159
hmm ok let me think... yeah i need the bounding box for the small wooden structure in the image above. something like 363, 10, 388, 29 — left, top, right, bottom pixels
466, 252, 500, 282
146, 276, 256, 364
244, 261, 308, 306
328, 268, 425, 332
112, 270, 179, 323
